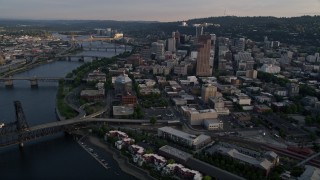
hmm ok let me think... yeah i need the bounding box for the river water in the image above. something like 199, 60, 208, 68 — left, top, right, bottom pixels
0, 44, 133, 179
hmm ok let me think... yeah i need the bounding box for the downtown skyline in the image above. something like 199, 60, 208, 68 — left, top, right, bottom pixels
0, 0, 320, 22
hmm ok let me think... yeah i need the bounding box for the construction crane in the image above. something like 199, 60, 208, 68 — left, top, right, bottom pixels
193, 23, 213, 37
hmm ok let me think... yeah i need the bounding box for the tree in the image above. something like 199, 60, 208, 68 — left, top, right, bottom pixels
167, 159, 175, 164
291, 166, 305, 177
145, 148, 154, 154
135, 105, 144, 119
305, 116, 313, 125
150, 116, 157, 125
279, 129, 286, 138
203, 175, 212, 180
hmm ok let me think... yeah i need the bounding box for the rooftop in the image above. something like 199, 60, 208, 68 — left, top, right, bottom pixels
204, 119, 222, 124
219, 147, 273, 170
143, 153, 167, 162
181, 106, 216, 114
159, 145, 192, 162
194, 134, 211, 146
298, 165, 320, 180
158, 126, 197, 141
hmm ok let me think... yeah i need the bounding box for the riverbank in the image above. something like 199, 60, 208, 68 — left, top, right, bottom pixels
86, 135, 155, 180
1, 59, 56, 77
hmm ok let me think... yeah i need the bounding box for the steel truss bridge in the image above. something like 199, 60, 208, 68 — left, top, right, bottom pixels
0, 101, 173, 148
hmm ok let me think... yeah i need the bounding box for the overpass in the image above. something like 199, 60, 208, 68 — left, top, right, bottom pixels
296, 151, 320, 167
0, 101, 177, 148
29, 118, 172, 132
0, 77, 73, 87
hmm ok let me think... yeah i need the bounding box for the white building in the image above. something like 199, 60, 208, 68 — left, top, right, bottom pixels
87, 70, 106, 82
203, 119, 223, 130
274, 89, 288, 97
158, 127, 211, 149
236, 93, 251, 105
298, 165, 320, 180
181, 106, 218, 125
187, 76, 198, 84
190, 51, 198, 60
260, 64, 281, 74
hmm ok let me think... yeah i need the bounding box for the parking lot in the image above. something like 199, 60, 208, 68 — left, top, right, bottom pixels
144, 106, 179, 120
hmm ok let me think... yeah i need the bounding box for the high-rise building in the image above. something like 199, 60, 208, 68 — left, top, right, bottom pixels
151, 42, 164, 60
167, 38, 176, 52
173, 31, 181, 47
201, 84, 218, 103
140, 46, 151, 60
106, 28, 112, 36
235, 38, 245, 52
115, 74, 132, 96
210, 34, 216, 46
196, 35, 212, 77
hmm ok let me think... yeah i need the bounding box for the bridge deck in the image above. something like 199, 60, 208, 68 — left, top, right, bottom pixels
28, 118, 171, 132
0, 118, 176, 148
297, 152, 320, 166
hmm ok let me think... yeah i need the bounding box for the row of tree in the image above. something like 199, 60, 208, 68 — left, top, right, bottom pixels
194, 152, 284, 180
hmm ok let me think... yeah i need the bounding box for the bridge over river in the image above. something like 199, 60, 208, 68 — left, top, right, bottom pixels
0, 101, 177, 148
0, 77, 73, 87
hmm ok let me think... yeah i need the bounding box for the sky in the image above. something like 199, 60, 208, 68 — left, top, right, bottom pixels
0, 0, 319, 21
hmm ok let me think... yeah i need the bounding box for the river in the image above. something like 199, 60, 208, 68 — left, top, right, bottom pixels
0, 45, 133, 179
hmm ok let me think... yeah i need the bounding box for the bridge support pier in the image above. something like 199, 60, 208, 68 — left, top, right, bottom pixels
78, 56, 84, 62
5, 79, 13, 88
106, 48, 108, 52
30, 79, 38, 88
68, 56, 71, 61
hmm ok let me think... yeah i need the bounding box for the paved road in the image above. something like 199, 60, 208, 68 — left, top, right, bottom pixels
27, 118, 176, 132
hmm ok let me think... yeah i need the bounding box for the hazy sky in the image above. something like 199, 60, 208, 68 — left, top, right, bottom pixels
0, 0, 319, 21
